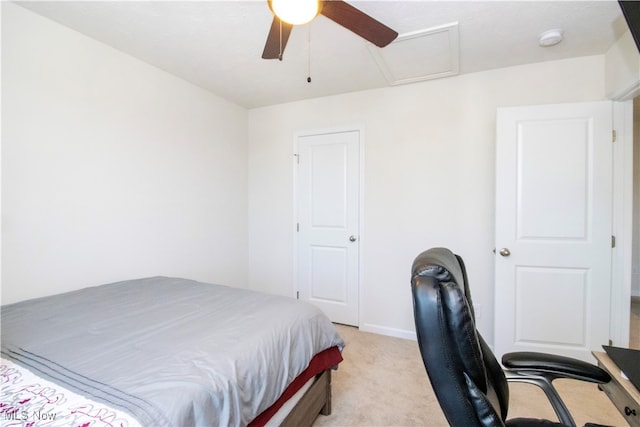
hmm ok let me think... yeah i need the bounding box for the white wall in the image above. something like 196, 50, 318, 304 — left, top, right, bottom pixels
248, 55, 606, 340
1, 3, 249, 304
605, 30, 640, 99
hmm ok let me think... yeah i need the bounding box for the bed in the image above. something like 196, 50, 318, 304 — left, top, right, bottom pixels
0, 277, 344, 426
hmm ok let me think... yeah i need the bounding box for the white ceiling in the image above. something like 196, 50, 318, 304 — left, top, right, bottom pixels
15, 1, 630, 109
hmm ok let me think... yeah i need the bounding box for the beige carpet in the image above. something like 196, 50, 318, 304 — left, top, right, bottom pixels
313, 323, 632, 427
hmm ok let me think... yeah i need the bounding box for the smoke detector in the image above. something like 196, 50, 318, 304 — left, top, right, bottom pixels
539, 29, 564, 47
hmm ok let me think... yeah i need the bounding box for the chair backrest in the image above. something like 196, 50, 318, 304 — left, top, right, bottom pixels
411, 248, 510, 427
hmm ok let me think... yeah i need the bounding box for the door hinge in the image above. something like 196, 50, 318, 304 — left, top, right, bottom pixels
296, 291, 299, 299
608, 338, 613, 346
296, 223, 299, 232
294, 153, 299, 164
611, 235, 616, 248
612, 130, 616, 143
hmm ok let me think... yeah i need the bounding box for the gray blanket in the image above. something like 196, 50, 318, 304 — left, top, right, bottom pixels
1, 277, 344, 426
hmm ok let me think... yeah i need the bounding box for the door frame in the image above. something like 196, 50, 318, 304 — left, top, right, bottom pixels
610, 77, 640, 346
292, 124, 365, 326
611, 99, 634, 347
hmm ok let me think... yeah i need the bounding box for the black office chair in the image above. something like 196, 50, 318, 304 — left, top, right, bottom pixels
410, 247, 611, 427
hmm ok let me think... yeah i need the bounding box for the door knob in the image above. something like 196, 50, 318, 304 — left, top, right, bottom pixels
499, 248, 511, 257
349, 235, 357, 242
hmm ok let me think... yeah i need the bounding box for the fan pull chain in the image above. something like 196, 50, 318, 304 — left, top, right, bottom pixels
307, 25, 312, 83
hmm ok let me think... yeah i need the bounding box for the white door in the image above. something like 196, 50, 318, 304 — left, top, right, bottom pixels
296, 130, 360, 326
494, 101, 613, 362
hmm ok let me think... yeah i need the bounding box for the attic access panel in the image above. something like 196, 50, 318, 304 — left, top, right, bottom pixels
368, 22, 459, 85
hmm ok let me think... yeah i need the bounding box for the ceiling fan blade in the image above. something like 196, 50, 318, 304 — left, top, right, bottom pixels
262, 17, 294, 60
320, 0, 398, 47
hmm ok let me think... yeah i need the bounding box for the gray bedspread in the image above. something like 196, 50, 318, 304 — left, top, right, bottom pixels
1, 277, 344, 426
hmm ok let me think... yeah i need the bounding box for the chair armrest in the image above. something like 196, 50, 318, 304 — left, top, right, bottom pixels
503, 352, 609, 427
502, 352, 611, 384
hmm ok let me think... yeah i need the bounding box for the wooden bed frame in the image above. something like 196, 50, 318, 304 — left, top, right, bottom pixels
280, 369, 333, 427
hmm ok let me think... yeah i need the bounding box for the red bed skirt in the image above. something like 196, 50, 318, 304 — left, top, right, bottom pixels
249, 346, 343, 426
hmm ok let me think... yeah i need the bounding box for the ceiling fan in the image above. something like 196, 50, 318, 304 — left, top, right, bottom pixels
262, 0, 398, 60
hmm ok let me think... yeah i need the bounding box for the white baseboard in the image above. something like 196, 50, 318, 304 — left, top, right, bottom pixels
359, 323, 417, 341
357, 323, 498, 354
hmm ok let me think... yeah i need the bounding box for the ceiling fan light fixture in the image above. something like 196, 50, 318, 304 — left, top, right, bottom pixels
271, 0, 319, 25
